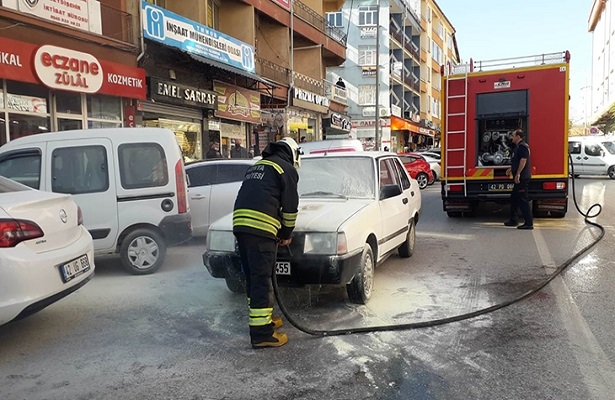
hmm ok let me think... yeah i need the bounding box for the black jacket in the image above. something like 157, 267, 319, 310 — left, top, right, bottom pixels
233, 142, 299, 240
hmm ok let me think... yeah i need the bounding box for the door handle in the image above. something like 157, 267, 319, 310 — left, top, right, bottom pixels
402, 197, 408, 204
583, 157, 589, 160
190, 195, 206, 200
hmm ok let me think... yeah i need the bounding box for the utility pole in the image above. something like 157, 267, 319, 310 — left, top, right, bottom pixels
374, 0, 381, 149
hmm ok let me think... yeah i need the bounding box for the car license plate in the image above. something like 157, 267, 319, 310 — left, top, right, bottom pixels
60, 254, 91, 283
488, 183, 514, 192
275, 261, 291, 275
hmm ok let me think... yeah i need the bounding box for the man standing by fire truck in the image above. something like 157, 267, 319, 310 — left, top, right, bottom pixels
505, 129, 533, 230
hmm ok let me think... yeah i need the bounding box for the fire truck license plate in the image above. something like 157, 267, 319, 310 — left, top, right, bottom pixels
275, 262, 291, 275
488, 183, 514, 192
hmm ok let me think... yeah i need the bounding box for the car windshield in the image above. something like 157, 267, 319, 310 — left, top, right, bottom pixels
602, 141, 615, 155
298, 156, 375, 199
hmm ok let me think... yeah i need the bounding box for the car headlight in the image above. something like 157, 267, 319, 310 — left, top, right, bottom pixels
207, 230, 236, 252
304, 232, 347, 255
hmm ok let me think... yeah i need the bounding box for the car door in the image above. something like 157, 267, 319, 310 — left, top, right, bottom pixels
186, 163, 216, 236
377, 158, 409, 257
568, 140, 585, 174
208, 163, 250, 227
46, 139, 119, 251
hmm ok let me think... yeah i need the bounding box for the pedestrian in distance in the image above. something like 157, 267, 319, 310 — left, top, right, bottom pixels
504, 128, 533, 230
205, 139, 223, 159
336, 77, 346, 89
233, 137, 302, 349
230, 138, 249, 158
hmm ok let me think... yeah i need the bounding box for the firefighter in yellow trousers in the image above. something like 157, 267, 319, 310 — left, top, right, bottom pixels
233, 137, 301, 349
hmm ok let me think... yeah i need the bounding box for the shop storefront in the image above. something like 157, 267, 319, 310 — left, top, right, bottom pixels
0, 37, 146, 145
289, 87, 328, 142
390, 116, 437, 152
140, 78, 217, 162
351, 119, 391, 151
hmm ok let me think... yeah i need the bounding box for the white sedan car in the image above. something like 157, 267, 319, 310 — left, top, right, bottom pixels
185, 159, 254, 236
421, 154, 441, 181
203, 152, 422, 304
0, 176, 94, 326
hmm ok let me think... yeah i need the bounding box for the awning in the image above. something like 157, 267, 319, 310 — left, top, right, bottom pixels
190, 54, 277, 87
390, 115, 420, 133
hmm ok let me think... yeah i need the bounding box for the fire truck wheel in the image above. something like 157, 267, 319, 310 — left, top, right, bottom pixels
416, 172, 429, 189
608, 166, 615, 179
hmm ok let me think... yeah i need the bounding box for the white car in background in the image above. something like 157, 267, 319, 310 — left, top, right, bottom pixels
421, 154, 441, 181
203, 152, 422, 304
185, 159, 254, 236
0, 176, 94, 326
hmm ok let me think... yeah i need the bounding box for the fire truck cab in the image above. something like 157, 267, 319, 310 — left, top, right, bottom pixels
440, 51, 570, 218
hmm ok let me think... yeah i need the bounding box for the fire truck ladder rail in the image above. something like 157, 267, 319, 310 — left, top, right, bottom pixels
444, 67, 469, 198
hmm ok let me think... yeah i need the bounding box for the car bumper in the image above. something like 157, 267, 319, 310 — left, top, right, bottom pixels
203, 248, 364, 286
0, 226, 95, 325
159, 212, 193, 246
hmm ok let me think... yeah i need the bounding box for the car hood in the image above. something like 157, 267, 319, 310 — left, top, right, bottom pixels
210, 199, 371, 232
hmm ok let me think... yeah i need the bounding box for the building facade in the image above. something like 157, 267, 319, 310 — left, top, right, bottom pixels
588, 0, 615, 128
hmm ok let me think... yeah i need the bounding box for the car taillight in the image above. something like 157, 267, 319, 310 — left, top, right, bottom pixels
0, 219, 44, 247
175, 160, 188, 214
77, 206, 83, 225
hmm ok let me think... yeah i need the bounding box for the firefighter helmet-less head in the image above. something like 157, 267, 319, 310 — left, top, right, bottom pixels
277, 137, 303, 169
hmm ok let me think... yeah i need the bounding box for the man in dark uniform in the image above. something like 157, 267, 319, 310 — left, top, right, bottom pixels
505, 129, 533, 230
233, 137, 302, 348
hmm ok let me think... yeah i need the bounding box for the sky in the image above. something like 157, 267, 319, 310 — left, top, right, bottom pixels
436, 0, 593, 124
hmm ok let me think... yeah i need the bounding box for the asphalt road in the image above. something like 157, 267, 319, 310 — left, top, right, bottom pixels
1, 176, 614, 400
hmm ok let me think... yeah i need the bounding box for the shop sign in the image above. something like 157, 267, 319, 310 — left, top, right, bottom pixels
362, 66, 376, 76
0, 37, 146, 99
360, 27, 377, 38
6, 93, 47, 113
208, 119, 220, 131
271, 0, 290, 9
291, 88, 329, 114
419, 127, 435, 137
213, 80, 261, 123
351, 119, 390, 129
3, 0, 102, 34
330, 84, 347, 105
150, 78, 217, 109
329, 113, 351, 132
142, 1, 255, 73
124, 105, 136, 127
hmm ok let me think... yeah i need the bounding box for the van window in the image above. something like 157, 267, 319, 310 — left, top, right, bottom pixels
119, 143, 168, 189
568, 142, 581, 155
585, 144, 602, 157
52, 146, 109, 194
603, 141, 615, 154
0, 151, 41, 189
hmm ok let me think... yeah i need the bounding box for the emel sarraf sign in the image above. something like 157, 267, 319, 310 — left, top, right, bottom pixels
150, 78, 217, 109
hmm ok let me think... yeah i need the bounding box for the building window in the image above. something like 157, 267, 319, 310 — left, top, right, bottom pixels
326, 12, 343, 27
4, 80, 50, 143
358, 85, 376, 105
431, 40, 443, 64
358, 5, 378, 26
447, 33, 453, 50
437, 22, 444, 39
87, 95, 122, 129
431, 97, 440, 117
358, 45, 377, 66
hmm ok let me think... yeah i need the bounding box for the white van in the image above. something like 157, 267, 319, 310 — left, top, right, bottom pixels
568, 136, 615, 179
0, 128, 192, 275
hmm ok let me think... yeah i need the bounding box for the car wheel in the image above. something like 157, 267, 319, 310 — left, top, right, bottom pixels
416, 172, 428, 189
347, 244, 375, 304
398, 219, 415, 258
120, 228, 167, 275
447, 211, 462, 218
427, 174, 435, 185
225, 278, 246, 294
608, 166, 615, 179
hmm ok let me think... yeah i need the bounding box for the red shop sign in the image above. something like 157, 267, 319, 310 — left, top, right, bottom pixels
0, 37, 146, 100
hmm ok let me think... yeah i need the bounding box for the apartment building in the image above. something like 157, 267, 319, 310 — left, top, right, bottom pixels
326, 0, 458, 152
0, 0, 144, 146
588, 0, 615, 129
0, 0, 346, 159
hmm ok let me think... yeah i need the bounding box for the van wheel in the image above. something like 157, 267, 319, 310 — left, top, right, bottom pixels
346, 244, 374, 304
120, 229, 167, 275
608, 166, 615, 179
398, 219, 415, 258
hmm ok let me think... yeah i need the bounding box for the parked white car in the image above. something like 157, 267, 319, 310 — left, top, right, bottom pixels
421, 154, 441, 181
185, 159, 253, 236
203, 152, 422, 304
0, 176, 94, 326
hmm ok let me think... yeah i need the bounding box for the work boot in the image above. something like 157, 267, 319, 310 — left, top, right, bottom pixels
251, 332, 288, 349
504, 220, 518, 227
272, 316, 283, 330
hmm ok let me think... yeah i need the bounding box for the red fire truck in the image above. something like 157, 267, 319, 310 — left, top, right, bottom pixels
440, 51, 570, 218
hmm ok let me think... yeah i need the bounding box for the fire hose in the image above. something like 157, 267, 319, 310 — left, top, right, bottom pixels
272, 154, 604, 336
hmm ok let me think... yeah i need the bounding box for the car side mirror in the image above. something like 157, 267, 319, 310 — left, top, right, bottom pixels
380, 184, 402, 199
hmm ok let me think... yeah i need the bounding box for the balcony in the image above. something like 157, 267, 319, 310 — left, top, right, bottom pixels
101, 3, 134, 43
326, 84, 347, 105
295, 0, 347, 46
293, 71, 325, 96
255, 57, 291, 86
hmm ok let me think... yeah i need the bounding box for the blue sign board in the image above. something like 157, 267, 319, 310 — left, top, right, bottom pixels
141, 1, 255, 73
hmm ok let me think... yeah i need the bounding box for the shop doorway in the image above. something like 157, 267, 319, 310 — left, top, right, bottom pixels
142, 115, 202, 162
